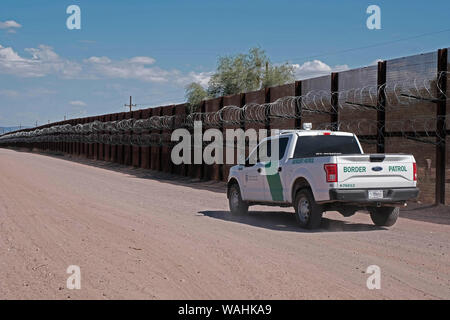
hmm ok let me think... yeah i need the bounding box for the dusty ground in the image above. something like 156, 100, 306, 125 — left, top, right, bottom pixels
0, 148, 449, 300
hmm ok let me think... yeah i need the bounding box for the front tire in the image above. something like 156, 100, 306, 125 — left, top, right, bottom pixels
228, 184, 249, 215
369, 207, 400, 227
294, 189, 323, 229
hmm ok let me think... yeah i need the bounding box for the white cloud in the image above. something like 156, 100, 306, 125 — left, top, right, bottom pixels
332, 64, 350, 72
84, 55, 208, 85
0, 20, 22, 29
25, 45, 59, 61
0, 43, 211, 86
69, 100, 87, 106
292, 60, 349, 79
84, 56, 111, 64
0, 43, 353, 89
0, 20, 21, 34
0, 44, 81, 78
128, 56, 156, 64
178, 71, 212, 87
85, 56, 171, 82
371, 58, 383, 65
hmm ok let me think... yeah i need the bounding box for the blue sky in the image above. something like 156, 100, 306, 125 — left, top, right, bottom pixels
0, 0, 449, 127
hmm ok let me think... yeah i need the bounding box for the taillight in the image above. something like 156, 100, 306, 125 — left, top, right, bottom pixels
413, 162, 417, 181
324, 164, 338, 182
323, 132, 331, 135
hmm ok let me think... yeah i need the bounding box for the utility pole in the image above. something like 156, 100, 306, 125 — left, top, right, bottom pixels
35, 120, 38, 127
124, 96, 136, 112
264, 61, 269, 88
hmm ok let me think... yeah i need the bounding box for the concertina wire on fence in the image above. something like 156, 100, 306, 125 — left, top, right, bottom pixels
0, 72, 448, 147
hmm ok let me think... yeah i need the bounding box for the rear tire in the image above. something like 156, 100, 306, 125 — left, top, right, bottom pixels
228, 184, 248, 215
369, 207, 400, 227
294, 189, 323, 229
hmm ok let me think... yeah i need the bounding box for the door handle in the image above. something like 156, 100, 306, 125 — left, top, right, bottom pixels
257, 168, 262, 173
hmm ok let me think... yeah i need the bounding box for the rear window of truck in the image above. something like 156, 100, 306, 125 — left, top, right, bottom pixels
293, 135, 362, 158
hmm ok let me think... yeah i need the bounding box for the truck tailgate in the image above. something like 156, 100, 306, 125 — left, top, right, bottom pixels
336, 154, 416, 189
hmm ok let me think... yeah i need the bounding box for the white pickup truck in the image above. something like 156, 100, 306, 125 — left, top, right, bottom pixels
227, 125, 419, 229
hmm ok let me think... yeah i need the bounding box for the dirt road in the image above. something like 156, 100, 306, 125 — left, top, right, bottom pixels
0, 148, 449, 299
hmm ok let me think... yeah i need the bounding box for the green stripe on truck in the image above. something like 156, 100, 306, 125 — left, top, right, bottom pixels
265, 162, 284, 201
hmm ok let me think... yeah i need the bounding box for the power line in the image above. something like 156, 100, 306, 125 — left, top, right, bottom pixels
276, 28, 450, 64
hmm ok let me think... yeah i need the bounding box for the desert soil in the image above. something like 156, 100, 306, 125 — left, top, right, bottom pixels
0, 148, 449, 299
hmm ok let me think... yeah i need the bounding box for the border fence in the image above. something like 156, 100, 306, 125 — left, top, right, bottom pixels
1, 48, 449, 205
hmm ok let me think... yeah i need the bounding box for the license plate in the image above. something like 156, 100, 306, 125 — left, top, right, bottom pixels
368, 190, 384, 199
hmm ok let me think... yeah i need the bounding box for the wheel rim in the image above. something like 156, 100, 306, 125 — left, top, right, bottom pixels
297, 196, 310, 224
230, 188, 240, 211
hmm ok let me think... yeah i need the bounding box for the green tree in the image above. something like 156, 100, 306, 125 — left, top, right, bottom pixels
185, 47, 294, 108
185, 82, 209, 113
261, 62, 295, 89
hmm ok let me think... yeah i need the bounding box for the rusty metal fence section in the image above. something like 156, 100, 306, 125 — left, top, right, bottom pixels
337, 65, 379, 154
384, 52, 439, 203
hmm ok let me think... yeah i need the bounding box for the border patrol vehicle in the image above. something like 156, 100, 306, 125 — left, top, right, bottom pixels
227, 123, 419, 229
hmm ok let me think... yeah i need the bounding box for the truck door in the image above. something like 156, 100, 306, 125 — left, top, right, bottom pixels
241, 141, 269, 201
262, 137, 290, 202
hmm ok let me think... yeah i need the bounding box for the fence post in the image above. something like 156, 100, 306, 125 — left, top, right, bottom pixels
294, 81, 302, 129
168, 105, 175, 173
89, 117, 94, 159
218, 97, 224, 181
140, 109, 151, 169
239, 93, 246, 131
240, 92, 246, 164
436, 48, 447, 204
99, 115, 105, 161
117, 113, 125, 164
377, 60, 387, 153
331, 73, 339, 130
132, 110, 142, 167
124, 112, 132, 166
157, 107, 163, 171
198, 101, 206, 178
265, 87, 271, 132
93, 117, 99, 160
110, 114, 118, 162
82, 118, 88, 158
